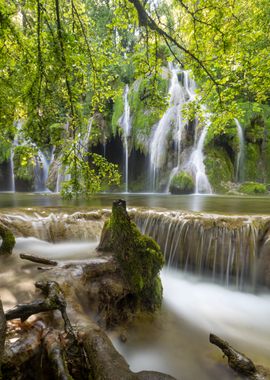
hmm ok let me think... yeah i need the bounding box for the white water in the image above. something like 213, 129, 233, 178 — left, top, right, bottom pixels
187, 119, 212, 194
1, 217, 270, 379
34, 150, 50, 192
120, 85, 131, 193
114, 268, 270, 380
9, 149, 15, 192
165, 70, 197, 192
150, 64, 186, 191
235, 118, 245, 182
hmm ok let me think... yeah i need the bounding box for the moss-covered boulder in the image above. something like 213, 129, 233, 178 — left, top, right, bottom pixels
0, 223, 15, 256
238, 182, 267, 195
98, 199, 164, 311
169, 171, 195, 194
204, 146, 234, 193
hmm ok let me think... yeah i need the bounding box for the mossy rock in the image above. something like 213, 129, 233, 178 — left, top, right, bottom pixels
98, 199, 164, 311
238, 182, 267, 195
169, 171, 194, 194
0, 223, 15, 255
204, 146, 234, 193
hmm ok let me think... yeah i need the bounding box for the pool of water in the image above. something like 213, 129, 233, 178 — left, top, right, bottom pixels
1, 192, 270, 214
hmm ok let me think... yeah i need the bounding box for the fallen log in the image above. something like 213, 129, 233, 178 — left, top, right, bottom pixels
3, 320, 44, 369
43, 329, 74, 380
209, 333, 270, 379
3, 280, 176, 380
20, 253, 58, 266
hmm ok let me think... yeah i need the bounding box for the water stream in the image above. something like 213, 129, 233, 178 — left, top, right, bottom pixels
1, 212, 270, 380
120, 85, 131, 193
235, 118, 245, 182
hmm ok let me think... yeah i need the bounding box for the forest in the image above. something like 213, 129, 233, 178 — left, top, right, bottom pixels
1, 1, 270, 380
1, 0, 270, 195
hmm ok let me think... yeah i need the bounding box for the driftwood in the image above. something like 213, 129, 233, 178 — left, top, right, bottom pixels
20, 253, 58, 266
3, 321, 44, 368
210, 333, 270, 379
43, 329, 74, 380
5, 281, 74, 338
3, 280, 176, 380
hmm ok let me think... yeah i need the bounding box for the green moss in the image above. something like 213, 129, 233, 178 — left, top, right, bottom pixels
204, 146, 234, 193
0, 224, 15, 255
169, 171, 195, 194
111, 93, 124, 135
98, 200, 164, 311
0, 139, 11, 164
238, 181, 267, 195
13, 145, 36, 182
129, 76, 168, 151
244, 143, 261, 181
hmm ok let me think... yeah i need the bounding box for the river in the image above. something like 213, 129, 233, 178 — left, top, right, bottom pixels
1, 192, 270, 379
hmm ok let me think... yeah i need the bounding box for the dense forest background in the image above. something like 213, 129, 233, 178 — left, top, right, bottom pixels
1, 0, 270, 196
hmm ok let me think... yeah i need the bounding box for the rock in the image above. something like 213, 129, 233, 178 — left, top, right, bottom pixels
169, 171, 194, 194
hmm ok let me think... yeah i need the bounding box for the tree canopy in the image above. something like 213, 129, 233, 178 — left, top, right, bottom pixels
1, 0, 269, 195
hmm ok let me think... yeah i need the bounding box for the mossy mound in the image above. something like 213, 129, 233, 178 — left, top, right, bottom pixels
98, 199, 164, 311
169, 171, 195, 194
238, 182, 267, 195
204, 146, 234, 193
0, 223, 15, 255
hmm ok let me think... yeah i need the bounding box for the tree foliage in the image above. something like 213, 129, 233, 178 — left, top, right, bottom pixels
1, 0, 269, 195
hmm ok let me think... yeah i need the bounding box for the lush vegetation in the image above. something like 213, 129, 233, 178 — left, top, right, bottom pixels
1, 0, 270, 195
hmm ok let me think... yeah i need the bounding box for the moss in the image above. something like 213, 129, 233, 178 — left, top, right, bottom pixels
169, 171, 194, 194
129, 76, 168, 151
204, 146, 234, 193
238, 182, 267, 195
0, 224, 15, 255
244, 143, 261, 181
13, 146, 36, 182
98, 200, 164, 311
111, 93, 124, 135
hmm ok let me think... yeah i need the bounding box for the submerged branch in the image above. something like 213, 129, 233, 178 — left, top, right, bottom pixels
20, 253, 58, 266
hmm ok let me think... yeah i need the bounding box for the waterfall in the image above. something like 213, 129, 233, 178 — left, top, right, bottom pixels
2, 208, 270, 289
235, 118, 245, 182
133, 210, 266, 289
34, 150, 50, 192
120, 85, 131, 193
165, 70, 197, 192
9, 149, 15, 192
186, 117, 212, 194
150, 64, 186, 191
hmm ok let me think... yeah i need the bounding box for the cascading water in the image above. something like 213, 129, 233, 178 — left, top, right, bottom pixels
34, 150, 50, 192
9, 149, 15, 192
235, 118, 245, 182
150, 64, 186, 191
119, 85, 131, 193
165, 70, 197, 192
133, 210, 268, 289
186, 115, 212, 194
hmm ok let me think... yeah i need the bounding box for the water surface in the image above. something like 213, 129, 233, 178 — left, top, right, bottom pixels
1, 192, 270, 214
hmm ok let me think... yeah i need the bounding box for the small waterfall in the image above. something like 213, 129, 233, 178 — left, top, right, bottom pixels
34, 150, 50, 192
235, 118, 245, 182
187, 118, 212, 194
150, 65, 186, 191
165, 70, 197, 192
133, 210, 267, 289
9, 149, 15, 192
120, 85, 131, 193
